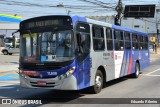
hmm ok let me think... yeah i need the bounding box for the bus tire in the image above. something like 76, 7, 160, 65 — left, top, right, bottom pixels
3, 50, 8, 55
132, 62, 140, 78
91, 70, 103, 94
9, 53, 12, 55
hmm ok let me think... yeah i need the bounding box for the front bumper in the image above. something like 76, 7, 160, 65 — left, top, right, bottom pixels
19, 74, 77, 90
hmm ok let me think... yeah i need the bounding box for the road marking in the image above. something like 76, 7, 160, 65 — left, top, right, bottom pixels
0, 87, 15, 89
141, 74, 160, 77
0, 81, 19, 89
0, 73, 19, 81
145, 75, 160, 77
145, 68, 160, 75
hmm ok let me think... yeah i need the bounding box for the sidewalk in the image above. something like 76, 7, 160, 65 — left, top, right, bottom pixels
0, 51, 19, 73
0, 64, 19, 73
150, 48, 160, 62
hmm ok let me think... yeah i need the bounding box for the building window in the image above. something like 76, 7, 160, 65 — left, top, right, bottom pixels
134, 25, 140, 28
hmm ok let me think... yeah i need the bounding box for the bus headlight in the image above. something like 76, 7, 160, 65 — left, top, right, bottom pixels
63, 66, 76, 78
67, 66, 76, 74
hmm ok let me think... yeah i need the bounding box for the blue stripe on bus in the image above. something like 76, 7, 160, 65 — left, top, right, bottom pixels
74, 55, 90, 90
112, 25, 147, 35
120, 51, 126, 77
120, 51, 131, 77
71, 15, 87, 26
120, 50, 150, 77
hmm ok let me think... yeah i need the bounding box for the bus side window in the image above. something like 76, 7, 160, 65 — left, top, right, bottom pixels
144, 36, 148, 50
124, 32, 131, 49
132, 34, 138, 50
92, 26, 105, 51
138, 35, 143, 50
106, 28, 113, 50
114, 30, 124, 51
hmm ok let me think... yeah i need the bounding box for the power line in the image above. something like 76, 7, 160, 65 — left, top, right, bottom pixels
77, 0, 116, 9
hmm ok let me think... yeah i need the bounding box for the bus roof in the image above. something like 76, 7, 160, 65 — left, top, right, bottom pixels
71, 15, 112, 28
71, 15, 147, 35
21, 15, 148, 36
112, 24, 148, 35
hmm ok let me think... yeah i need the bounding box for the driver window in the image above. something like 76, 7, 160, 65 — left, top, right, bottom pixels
75, 22, 90, 63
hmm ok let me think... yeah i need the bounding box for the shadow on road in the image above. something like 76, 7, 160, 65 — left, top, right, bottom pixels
0, 76, 133, 106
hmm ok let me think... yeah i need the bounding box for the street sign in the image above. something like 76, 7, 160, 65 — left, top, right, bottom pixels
124, 5, 155, 18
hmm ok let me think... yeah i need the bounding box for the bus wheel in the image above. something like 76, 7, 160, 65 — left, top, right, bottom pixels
133, 63, 140, 78
3, 50, 8, 55
92, 70, 103, 94
9, 53, 12, 55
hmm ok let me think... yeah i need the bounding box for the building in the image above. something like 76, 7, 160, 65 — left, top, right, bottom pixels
0, 14, 22, 47
86, 5, 160, 45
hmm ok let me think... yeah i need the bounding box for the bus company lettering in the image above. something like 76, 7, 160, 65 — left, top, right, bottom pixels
103, 53, 110, 56
115, 55, 122, 60
47, 72, 57, 75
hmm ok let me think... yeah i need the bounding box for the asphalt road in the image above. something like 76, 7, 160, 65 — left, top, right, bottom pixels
0, 53, 160, 107
0, 53, 19, 64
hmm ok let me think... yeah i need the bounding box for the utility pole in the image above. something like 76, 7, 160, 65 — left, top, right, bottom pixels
115, 0, 123, 26
155, 9, 160, 53
57, 3, 71, 15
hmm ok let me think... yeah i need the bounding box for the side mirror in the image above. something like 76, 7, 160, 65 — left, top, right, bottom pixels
12, 30, 19, 36
76, 33, 83, 54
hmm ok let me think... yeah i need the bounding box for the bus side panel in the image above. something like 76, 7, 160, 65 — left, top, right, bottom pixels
131, 51, 139, 74
75, 55, 90, 90
90, 51, 105, 86
119, 50, 132, 77
114, 51, 124, 78
103, 51, 115, 82
114, 50, 133, 78
141, 50, 150, 71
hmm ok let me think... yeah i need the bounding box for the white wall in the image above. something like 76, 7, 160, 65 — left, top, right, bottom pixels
0, 22, 19, 38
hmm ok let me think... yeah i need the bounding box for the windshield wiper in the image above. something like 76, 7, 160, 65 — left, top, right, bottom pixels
27, 30, 32, 37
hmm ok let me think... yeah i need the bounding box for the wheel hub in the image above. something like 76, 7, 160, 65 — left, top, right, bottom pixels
136, 66, 139, 76
95, 76, 102, 88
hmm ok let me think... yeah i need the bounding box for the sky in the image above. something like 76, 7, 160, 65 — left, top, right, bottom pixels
0, 0, 160, 20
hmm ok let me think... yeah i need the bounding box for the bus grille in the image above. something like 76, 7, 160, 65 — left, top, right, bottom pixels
28, 76, 57, 79
30, 82, 55, 87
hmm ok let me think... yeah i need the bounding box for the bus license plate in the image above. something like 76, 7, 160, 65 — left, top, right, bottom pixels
37, 81, 47, 86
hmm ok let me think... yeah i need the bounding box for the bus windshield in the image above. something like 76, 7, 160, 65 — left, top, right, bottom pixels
21, 30, 74, 63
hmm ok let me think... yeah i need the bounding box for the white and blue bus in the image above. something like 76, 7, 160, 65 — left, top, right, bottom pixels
18, 15, 150, 93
